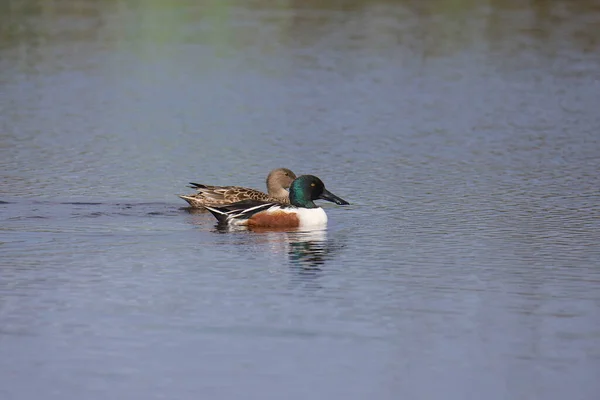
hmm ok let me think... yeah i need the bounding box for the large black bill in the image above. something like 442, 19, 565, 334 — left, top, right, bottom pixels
319, 188, 350, 205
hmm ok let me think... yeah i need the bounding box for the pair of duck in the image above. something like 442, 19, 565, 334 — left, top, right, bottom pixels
179, 168, 349, 228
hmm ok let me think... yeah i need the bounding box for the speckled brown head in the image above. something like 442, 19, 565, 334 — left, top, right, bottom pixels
265, 168, 297, 201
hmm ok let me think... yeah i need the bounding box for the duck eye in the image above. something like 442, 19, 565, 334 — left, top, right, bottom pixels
311, 183, 315, 187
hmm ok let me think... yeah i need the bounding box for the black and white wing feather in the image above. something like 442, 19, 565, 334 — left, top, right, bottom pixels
204, 200, 279, 224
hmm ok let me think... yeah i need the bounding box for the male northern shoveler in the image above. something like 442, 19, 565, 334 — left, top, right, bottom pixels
204, 175, 349, 228
178, 168, 297, 208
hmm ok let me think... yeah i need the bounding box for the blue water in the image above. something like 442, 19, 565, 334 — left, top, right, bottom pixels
1, 1, 600, 399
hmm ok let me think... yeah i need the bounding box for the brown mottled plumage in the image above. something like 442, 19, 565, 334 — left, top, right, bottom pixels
178, 168, 296, 208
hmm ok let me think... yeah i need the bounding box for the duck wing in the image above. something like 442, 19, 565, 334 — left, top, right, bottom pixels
204, 200, 281, 224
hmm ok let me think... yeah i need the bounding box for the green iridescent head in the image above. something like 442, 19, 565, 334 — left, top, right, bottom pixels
288, 175, 349, 208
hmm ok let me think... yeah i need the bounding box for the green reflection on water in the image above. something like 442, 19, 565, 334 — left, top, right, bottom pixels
0, 0, 598, 69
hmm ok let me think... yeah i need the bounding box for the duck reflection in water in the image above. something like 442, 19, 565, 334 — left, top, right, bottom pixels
284, 229, 330, 271
215, 225, 346, 285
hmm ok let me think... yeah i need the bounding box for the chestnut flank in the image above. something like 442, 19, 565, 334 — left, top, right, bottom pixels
247, 211, 300, 228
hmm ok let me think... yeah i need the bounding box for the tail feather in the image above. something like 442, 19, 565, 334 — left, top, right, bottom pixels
204, 205, 230, 224
178, 194, 200, 206
188, 182, 207, 189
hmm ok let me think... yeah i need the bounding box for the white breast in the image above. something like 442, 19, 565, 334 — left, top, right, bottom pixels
295, 207, 328, 228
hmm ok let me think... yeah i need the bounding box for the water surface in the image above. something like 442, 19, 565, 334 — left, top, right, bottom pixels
1, 1, 600, 399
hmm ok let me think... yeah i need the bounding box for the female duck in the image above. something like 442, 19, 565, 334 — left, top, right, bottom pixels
204, 175, 349, 228
178, 168, 296, 208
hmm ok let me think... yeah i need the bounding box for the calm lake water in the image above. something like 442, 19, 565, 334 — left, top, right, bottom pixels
1, 0, 600, 399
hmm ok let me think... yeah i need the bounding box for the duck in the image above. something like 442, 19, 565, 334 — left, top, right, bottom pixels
204, 175, 349, 228
178, 168, 296, 208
